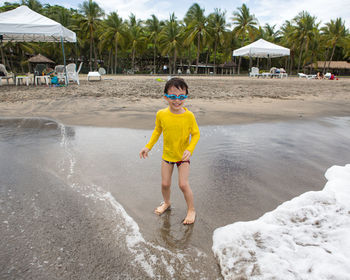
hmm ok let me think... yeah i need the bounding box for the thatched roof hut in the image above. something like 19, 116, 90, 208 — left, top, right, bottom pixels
28, 54, 55, 64
306, 61, 350, 75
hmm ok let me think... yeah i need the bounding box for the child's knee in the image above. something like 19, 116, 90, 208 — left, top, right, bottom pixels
178, 181, 189, 192
161, 181, 171, 189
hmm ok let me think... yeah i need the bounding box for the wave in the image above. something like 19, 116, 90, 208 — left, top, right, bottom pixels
212, 164, 350, 280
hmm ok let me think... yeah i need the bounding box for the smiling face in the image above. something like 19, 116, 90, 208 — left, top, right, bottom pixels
164, 86, 187, 114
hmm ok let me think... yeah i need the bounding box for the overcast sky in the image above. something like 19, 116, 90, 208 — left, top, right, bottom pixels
2, 0, 350, 29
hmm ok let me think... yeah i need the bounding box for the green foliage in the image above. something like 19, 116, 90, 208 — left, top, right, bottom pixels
0, 1, 349, 74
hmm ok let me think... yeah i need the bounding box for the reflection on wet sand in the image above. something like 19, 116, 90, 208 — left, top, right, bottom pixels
156, 210, 194, 249
2, 117, 350, 279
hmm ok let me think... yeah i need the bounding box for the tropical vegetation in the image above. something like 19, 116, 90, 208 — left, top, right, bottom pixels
0, 0, 349, 75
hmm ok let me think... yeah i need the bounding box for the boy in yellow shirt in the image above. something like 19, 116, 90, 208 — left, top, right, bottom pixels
139, 77, 200, 224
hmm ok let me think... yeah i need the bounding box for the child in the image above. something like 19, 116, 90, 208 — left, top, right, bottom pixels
139, 77, 200, 224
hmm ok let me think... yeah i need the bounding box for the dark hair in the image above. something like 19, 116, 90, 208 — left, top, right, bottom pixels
164, 77, 188, 95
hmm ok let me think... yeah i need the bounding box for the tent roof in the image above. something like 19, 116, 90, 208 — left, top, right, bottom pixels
28, 53, 55, 64
233, 39, 290, 58
0, 5, 76, 42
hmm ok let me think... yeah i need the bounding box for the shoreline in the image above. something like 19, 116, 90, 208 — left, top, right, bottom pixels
1, 76, 349, 128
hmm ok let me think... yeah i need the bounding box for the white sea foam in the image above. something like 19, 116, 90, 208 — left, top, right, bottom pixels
212, 164, 350, 280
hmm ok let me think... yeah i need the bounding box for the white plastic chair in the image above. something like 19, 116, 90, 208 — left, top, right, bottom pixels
0, 64, 14, 85
54, 65, 66, 83
67, 62, 83, 85
249, 67, 259, 77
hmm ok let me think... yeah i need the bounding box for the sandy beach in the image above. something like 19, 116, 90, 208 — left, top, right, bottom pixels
0, 75, 349, 128
1, 75, 350, 279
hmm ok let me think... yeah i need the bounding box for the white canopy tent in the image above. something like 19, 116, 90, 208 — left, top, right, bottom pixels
0, 5, 77, 84
233, 39, 290, 58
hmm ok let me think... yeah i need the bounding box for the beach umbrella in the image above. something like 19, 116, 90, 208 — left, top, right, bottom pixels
0, 5, 77, 85
28, 54, 55, 64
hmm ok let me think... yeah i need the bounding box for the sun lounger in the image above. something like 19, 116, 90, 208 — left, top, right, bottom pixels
298, 73, 316, 79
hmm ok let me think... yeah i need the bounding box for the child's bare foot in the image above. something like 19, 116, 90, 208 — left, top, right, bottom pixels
183, 209, 196, 225
154, 202, 171, 215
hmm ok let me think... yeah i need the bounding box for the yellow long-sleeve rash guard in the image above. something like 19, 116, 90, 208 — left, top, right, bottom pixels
145, 107, 200, 162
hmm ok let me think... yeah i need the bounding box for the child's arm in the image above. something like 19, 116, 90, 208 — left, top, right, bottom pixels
183, 114, 200, 160
139, 111, 162, 159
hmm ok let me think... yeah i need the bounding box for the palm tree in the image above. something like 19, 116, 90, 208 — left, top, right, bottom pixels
280, 20, 297, 74
262, 24, 281, 42
231, 3, 258, 74
127, 14, 146, 73
207, 8, 227, 74
79, 0, 104, 71
145, 15, 163, 74
159, 13, 183, 75
321, 18, 347, 74
184, 3, 208, 74
293, 11, 318, 74
21, 0, 42, 12
100, 12, 125, 74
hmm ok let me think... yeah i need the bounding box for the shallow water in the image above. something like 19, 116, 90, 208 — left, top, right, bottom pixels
1, 116, 350, 279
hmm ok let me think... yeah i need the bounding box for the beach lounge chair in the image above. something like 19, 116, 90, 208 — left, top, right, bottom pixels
298, 73, 316, 79
67, 62, 83, 85
249, 67, 260, 77
0, 64, 14, 85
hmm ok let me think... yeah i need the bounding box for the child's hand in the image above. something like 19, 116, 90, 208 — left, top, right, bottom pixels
139, 147, 150, 159
182, 150, 191, 161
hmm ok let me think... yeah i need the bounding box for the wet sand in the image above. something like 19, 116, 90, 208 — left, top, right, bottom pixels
0, 75, 350, 128
1, 76, 350, 279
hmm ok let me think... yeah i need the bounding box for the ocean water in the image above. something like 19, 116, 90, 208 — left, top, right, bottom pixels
1, 117, 350, 279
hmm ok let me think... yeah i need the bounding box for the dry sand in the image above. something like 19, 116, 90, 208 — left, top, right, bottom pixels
0, 75, 349, 128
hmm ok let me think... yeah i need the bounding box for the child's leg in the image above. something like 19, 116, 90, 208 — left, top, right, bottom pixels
155, 160, 174, 215
177, 162, 196, 224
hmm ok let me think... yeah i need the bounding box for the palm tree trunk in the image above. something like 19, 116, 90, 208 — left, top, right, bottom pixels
173, 49, 177, 75
188, 47, 191, 72
114, 38, 118, 74
0, 47, 5, 65
132, 48, 135, 73
289, 52, 294, 75
327, 44, 336, 73
93, 39, 98, 70
205, 51, 209, 74
196, 34, 200, 74
213, 40, 217, 75
153, 39, 157, 74
322, 48, 329, 74
237, 35, 245, 75
107, 49, 112, 74
89, 32, 93, 71
297, 42, 304, 74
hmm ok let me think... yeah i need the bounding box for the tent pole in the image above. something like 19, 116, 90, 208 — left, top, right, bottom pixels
61, 36, 68, 86
75, 42, 78, 69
